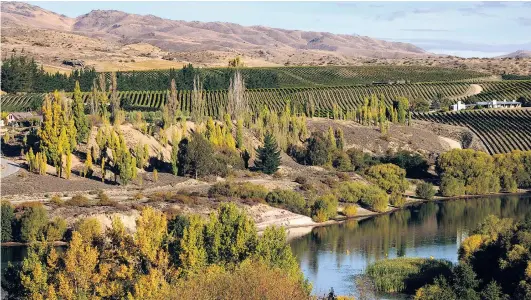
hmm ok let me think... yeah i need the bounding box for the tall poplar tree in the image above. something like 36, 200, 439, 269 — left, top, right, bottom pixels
72, 81, 89, 143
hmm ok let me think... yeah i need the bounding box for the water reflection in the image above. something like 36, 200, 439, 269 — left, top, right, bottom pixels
289, 195, 531, 297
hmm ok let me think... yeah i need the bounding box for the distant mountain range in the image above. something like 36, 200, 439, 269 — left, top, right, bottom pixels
1, 1, 427, 59
497, 50, 531, 58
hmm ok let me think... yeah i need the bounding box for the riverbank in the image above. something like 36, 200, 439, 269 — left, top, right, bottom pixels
283, 189, 531, 239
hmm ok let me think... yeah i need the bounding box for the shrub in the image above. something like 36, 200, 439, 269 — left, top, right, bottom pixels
385, 150, 429, 178
208, 182, 268, 201
19, 206, 48, 242
366, 258, 452, 293
294, 176, 308, 185
390, 193, 406, 208
416, 182, 436, 200
440, 175, 466, 197
75, 217, 103, 244
332, 151, 352, 172
336, 181, 367, 203
50, 195, 64, 206
311, 194, 338, 222
46, 217, 67, 241
97, 191, 118, 207
1, 202, 15, 242
266, 189, 308, 215
365, 163, 409, 196
359, 185, 389, 212
343, 204, 357, 217
65, 195, 91, 207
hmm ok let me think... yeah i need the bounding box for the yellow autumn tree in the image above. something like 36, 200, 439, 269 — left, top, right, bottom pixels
57, 231, 99, 298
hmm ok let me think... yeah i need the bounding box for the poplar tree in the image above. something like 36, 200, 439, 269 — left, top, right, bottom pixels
328, 127, 336, 150
72, 81, 89, 143
236, 118, 244, 149
254, 132, 281, 175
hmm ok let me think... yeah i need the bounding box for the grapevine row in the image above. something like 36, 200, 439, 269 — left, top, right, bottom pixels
414, 108, 531, 154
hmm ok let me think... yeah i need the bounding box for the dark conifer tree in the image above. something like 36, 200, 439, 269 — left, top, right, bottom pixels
254, 132, 281, 175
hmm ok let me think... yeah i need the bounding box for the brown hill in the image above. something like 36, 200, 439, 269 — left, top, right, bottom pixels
498, 50, 531, 59
1, 1, 427, 60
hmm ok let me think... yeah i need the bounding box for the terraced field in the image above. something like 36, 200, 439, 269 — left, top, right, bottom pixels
414, 108, 531, 154
1, 82, 473, 113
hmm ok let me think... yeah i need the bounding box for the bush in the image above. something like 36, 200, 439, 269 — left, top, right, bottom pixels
343, 204, 357, 217
173, 261, 310, 299
75, 217, 103, 244
336, 181, 367, 203
208, 182, 268, 201
390, 193, 406, 208
19, 206, 48, 242
346, 148, 380, 171
332, 151, 352, 172
385, 150, 429, 178
416, 182, 436, 200
65, 195, 91, 207
266, 189, 308, 215
359, 185, 389, 212
294, 176, 308, 185
440, 175, 466, 197
50, 195, 64, 206
365, 163, 409, 196
311, 194, 338, 222
1, 202, 15, 242
46, 217, 67, 241
366, 258, 452, 294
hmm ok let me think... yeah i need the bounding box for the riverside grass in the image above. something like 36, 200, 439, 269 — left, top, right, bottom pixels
366, 257, 452, 294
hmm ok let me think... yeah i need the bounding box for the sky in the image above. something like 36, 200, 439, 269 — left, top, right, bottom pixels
29, 1, 531, 58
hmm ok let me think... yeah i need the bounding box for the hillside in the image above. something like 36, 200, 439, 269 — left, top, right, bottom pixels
1, 1, 428, 70
2, 1, 530, 75
498, 50, 531, 59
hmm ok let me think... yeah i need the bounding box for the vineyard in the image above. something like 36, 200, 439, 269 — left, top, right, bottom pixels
1, 82, 474, 113
469, 81, 531, 102
414, 108, 531, 154
103, 66, 489, 89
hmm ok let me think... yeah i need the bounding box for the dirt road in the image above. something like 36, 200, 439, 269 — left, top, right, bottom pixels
1, 158, 20, 178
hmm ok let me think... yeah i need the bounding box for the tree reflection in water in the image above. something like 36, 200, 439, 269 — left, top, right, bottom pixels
289, 195, 531, 296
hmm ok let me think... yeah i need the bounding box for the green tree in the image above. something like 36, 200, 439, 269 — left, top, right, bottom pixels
365, 163, 409, 202
72, 81, 89, 143
1, 202, 15, 242
254, 132, 281, 175
306, 132, 332, 166
204, 203, 258, 264
20, 205, 48, 242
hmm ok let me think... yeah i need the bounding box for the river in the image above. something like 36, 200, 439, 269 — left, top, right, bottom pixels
2, 195, 530, 298
289, 194, 531, 298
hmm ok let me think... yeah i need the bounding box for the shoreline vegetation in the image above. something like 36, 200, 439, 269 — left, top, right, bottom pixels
2, 189, 529, 247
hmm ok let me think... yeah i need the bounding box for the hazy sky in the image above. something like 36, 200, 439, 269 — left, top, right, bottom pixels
30, 1, 531, 58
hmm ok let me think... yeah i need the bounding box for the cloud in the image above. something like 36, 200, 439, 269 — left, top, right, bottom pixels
375, 11, 405, 21
383, 38, 531, 54
518, 17, 531, 26
401, 29, 451, 32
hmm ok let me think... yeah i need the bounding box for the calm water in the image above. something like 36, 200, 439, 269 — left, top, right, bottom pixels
289, 195, 531, 297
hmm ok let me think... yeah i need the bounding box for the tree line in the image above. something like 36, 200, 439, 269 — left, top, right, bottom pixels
1, 55, 280, 93
1, 203, 311, 299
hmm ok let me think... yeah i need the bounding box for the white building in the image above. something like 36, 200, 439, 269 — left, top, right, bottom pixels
451, 100, 522, 112
451, 101, 467, 111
